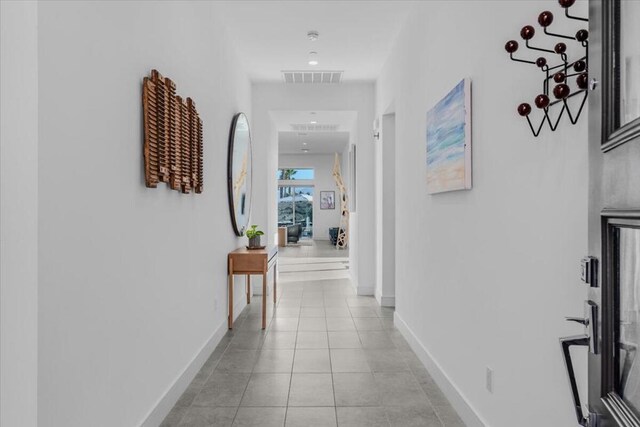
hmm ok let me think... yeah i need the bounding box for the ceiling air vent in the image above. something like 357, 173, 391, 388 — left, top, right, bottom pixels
282, 70, 343, 84
291, 124, 340, 132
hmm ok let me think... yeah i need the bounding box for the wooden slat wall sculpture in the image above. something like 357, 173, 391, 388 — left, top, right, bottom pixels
142, 70, 203, 193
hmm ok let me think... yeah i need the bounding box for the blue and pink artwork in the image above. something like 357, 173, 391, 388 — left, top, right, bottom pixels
426, 78, 472, 194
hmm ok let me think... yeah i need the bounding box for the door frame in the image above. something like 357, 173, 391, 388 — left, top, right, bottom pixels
277, 183, 315, 239
600, 210, 640, 426
374, 112, 396, 307
588, 0, 640, 425
601, 0, 640, 152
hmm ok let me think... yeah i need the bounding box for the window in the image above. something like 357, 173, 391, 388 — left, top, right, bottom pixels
277, 168, 314, 180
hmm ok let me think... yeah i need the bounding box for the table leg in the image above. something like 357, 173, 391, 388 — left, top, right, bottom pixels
273, 261, 277, 304
228, 273, 234, 329
246, 274, 250, 304
262, 272, 267, 329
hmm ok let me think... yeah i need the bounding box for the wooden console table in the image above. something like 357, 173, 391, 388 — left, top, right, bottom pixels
227, 246, 278, 329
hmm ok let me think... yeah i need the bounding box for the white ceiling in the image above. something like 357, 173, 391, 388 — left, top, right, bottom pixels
272, 110, 355, 154
215, 1, 415, 82
279, 131, 350, 154
271, 110, 356, 131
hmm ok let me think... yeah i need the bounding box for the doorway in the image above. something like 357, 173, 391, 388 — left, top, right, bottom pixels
375, 113, 396, 307
277, 185, 314, 239
578, 1, 640, 426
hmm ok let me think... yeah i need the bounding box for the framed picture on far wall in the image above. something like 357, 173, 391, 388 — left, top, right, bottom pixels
320, 191, 335, 210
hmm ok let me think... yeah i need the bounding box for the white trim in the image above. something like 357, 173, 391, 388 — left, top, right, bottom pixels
235, 295, 249, 315
252, 283, 271, 296
357, 285, 375, 296
278, 179, 314, 186
394, 312, 488, 427
251, 270, 274, 296
348, 269, 357, 293
379, 295, 395, 307
139, 319, 229, 427
374, 289, 394, 307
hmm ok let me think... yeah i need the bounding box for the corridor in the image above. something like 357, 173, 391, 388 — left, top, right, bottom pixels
4, 2, 615, 425
161, 244, 464, 426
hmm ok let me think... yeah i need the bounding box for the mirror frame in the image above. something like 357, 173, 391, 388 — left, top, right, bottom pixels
227, 112, 253, 237
602, 0, 640, 152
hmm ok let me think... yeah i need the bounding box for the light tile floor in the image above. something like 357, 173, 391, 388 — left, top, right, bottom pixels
161, 241, 465, 427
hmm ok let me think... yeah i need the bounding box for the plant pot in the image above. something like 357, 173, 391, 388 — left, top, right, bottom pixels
248, 236, 261, 248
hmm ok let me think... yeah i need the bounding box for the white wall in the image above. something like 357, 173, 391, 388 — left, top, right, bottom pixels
253, 83, 375, 294
375, 114, 396, 306
0, 2, 39, 426
37, 2, 251, 426
376, 1, 588, 426
278, 153, 343, 241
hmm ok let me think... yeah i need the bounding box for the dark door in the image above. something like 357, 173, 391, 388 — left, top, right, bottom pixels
588, 1, 640, 426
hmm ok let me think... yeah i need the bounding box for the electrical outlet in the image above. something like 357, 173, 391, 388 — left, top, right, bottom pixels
486, 367, 494, 393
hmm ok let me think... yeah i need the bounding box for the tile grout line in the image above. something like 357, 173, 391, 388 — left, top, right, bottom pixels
170, 244, 460, 427
283, 305, 302, 426
229, 293, 274, 425
171, 328, 233, 427
326, 307, 339, 427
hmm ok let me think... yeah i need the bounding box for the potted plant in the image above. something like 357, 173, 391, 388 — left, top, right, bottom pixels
246, 225, 264, 249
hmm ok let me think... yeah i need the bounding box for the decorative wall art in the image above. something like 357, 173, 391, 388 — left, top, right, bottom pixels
320, 191, 335, 210
348, 145, 357, 212
332, 153, 349, 249
504, 0, 589, 137
426, 78, 472, 194
142, 69, 203, 193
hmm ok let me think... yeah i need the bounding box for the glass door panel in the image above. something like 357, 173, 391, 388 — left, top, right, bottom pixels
278, 185, 294, 226
618, 227, 640, 416
277, 185, 313, 239
619, 1, 640, 128
294, 187, 313, 238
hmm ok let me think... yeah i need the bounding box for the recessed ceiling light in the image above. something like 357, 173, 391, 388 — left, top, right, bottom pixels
310, 121, 317, 124
303, 142, 308, 145
302, 148, 310, 153
307, 31, 319, 42
308, 51, 318, 66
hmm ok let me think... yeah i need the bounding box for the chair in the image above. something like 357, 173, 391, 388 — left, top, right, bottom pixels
287, 224, 302, 243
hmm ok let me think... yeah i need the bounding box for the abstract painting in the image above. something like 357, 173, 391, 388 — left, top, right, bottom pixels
426, 78, 472, 194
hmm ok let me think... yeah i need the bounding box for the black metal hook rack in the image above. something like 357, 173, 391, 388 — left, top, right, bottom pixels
505, 0, 589, 137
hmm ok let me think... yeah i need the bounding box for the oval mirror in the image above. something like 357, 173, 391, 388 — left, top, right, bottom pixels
227, 113, 252, 236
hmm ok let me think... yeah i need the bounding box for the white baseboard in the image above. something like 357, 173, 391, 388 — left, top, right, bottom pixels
379, 295, 395, 307
234, 297, 248, 317
252, 282, 273, 295
357, 286, 374, 296
139, 318, 230, 427
373, 289, 394, 307
394, 312, 488, 427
